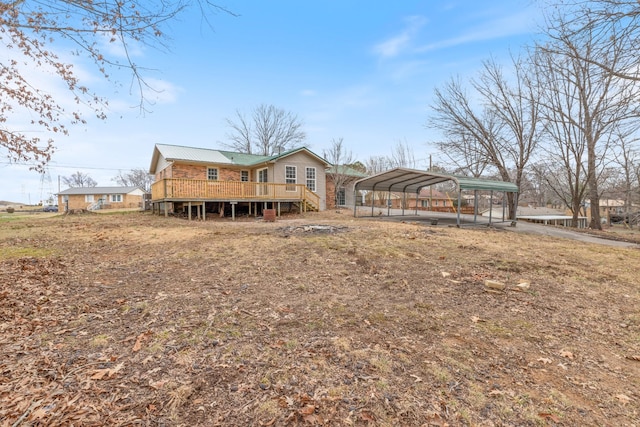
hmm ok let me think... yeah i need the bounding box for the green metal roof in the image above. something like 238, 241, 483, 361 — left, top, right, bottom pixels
218, 150, 271, 166
326, 165, 369, 178
354, 168, 518, 193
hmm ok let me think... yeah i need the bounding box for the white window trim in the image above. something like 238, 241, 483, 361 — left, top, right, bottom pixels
285, 165, 297, 191
85, 195, 94, 202
207, 167, 219, 181
305, 167, 316, 192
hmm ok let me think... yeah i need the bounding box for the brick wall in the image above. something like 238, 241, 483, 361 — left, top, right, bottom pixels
170, 164, 242, 181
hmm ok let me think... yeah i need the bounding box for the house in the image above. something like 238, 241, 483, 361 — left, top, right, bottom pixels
57, 187, 146, 212
149, 144, 329, 217
407, 188, 455, 211
325, 165, 368, 209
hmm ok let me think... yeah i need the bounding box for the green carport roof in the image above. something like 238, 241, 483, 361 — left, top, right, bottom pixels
354, 168, 518, 193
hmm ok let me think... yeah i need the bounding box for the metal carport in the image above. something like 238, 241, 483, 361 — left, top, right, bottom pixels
353, 168, 519, 227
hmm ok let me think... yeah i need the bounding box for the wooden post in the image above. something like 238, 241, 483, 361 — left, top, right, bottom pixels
188, 201, 192, 221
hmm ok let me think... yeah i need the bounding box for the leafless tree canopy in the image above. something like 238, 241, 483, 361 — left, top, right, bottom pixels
538, 4, 640, 229
112, 168, 154, 192
427, 56, 542, 219
225, 104, 306, 156
0, 0, 233, 172
62, 171, 97, 188
542, 0, 640, 82
323, 137, 356, 207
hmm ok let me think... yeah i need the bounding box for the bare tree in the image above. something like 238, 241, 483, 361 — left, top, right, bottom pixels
1, 1, 234, 172
389, 139, 418, 168
543, 0, 640, 82
538, 10, 640, 229
112, 168, 154, 192
323, 137, 357, 208
63, 171, 97, 188
611, 135, 640, 227
225, 104, 306, 156
433, 131, 490, 178
531, 48, 589, 225
428, 56, 542, 221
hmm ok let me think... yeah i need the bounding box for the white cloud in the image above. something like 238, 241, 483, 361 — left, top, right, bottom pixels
300, 89, 317, 97
415, 9, 536, 53
373, 16, 427, 59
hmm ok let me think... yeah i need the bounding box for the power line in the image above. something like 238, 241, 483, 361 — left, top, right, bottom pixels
0, 160, 146, 172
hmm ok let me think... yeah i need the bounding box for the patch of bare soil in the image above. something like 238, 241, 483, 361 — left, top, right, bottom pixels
1, 211, 639, 426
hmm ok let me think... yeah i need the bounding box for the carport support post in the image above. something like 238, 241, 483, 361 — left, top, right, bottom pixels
489, 191, 494, 226
353, 188, 358, 217
188, 202, 192, 221
473, 190, 478, 224
414, 190, 418, 215
371, 192, 375, 217
456, 190, 462, 227
387, 192, 391, 216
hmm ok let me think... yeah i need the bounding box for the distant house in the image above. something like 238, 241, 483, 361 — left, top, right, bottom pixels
149, 144, 329, 217
407, 188, 454, 211
57, 187, 146, 212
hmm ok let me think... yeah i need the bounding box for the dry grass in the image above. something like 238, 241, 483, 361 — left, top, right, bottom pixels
0, 211, 639, 426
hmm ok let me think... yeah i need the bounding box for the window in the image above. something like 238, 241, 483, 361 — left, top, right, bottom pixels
111, 194, 122, 202
306, 167, 316, 192
240, 170, 249, 182
207, 167, 218, 181
85, 195, 94, 202
336, 187, 346, 206
285, 165, 296, 191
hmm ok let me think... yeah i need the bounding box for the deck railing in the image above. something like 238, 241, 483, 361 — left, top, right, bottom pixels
151, 178, 320, 209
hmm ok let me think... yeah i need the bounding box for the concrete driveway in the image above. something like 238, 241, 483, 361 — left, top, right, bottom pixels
357, 207, 640, 249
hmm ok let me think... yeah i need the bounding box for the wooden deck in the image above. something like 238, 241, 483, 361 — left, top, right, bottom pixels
151, 179, 320, 211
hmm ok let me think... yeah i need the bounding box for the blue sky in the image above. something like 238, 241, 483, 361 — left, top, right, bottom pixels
1, 0, 542, 204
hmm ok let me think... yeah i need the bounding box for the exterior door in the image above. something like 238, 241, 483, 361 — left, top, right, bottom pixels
257, 168, 268, 196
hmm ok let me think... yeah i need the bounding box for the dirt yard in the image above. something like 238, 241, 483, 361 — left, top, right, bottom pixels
1, 211, 639, 426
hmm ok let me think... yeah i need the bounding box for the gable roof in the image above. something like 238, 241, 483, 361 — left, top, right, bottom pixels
58, 186, 143, 195
326, 165, 368, 178
150, 144, 329, 173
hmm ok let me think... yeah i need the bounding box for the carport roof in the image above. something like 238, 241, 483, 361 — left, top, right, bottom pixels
354, 168, 519, 193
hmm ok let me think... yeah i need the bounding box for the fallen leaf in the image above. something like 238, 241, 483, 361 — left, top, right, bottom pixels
149, 379, 167, 389
132, 331, 153, 352
410, 374, 423, 383
539, 412, 560, 422
360, 410, 376, 422
90, 362, 124, 380
471, 316, 485, 323
625, 355, 640, 362
537, 357, 552, 364
299, 404, 315, 416
441, 271, 450, 278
